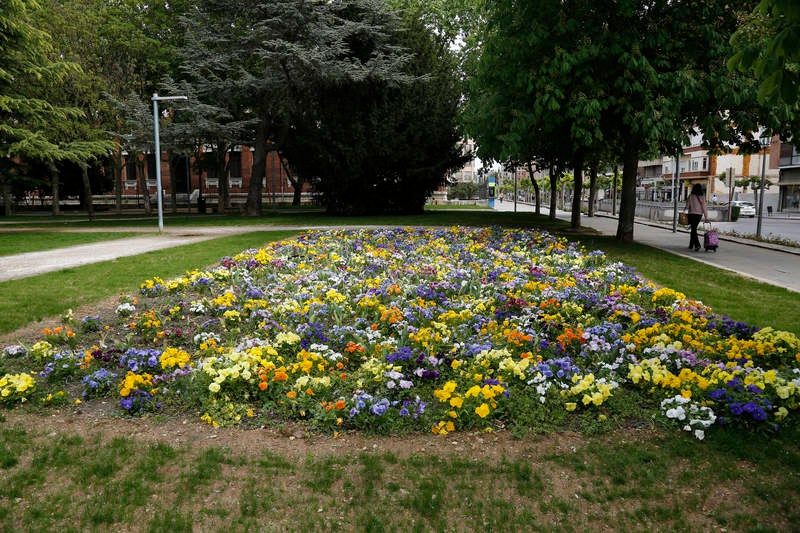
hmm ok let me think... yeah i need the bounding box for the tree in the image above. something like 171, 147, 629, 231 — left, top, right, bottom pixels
180, 0, 413, 215
465, 1, 612, 229
729, 0, 800, 109
282, 5, 469, 214
466, 0, 763, 241
161, 80, 255, 214
0, 0, 84, 215
107, 93, 156, 214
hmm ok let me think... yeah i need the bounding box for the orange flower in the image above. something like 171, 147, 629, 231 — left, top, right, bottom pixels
335, 400, 346, 410
286, 391, 297, 399
306, 388, 315, 396
344, 341, 365, 354
258, 381, 268, 391
273, 371, 289, 382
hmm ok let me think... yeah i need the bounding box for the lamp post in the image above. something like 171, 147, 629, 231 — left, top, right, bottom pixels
756, 134, 771, 238
152, 93, 188, 231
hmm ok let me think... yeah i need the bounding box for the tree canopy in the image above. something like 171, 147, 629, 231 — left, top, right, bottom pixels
465, 0, 765, 241
178, 0, 466, 215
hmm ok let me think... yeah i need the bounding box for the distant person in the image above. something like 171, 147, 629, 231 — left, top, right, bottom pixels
685, 184, 709, 251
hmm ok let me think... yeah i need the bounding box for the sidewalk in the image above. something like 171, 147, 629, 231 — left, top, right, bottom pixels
2, 217, 799, 294
561, 212, 800, 294
495, 201, 800, 294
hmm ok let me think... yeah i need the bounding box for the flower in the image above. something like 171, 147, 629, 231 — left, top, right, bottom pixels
2, 226, 798, 438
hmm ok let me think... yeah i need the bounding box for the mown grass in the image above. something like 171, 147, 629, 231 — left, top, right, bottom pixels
1, 211, 800, 530
0, 231, 298, 334
572, 234, 800, 335
0, 208, 550, 230
0, 414, 797, 532
0, 231, 140, 256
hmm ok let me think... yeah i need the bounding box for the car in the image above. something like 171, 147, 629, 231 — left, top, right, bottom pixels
730, 200, 756, 218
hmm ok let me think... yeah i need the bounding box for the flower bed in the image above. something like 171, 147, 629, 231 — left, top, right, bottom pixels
2, 227, 799, 438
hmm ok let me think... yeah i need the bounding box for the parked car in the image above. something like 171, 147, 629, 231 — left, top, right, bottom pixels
730, 200, 756, 218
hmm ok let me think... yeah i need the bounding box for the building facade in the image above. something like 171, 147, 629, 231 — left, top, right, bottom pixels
637, 134, 780, 208
778, 144, 800, 212
120, 147, 304, 208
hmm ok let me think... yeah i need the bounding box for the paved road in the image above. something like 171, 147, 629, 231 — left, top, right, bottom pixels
495, 201, 800, 294
1, 214, 799, 294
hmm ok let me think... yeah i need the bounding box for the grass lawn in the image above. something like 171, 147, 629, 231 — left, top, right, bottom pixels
0, 231, 141, 256
0, 212, 798, 532
0, 409, 797, 532
0, 231, 298, 335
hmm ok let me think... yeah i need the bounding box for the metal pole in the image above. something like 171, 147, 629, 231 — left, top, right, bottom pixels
757, 140, 768, 237
672, 153, 678, 232
675, 151, 681, 215
513, 168, 518, 213
152, 93, 188, 231
152, 94, 164, 231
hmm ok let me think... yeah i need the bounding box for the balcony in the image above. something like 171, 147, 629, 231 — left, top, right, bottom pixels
779, 154, 800, 168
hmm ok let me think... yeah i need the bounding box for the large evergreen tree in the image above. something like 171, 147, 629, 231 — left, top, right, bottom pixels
0, 0, 84, 215
181, 0, 463, 215
282, 5, 469, 214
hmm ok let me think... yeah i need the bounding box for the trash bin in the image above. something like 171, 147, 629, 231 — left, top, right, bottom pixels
198, 198, 206, 214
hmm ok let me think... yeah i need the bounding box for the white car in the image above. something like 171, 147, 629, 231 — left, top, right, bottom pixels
730, 201, 756, 218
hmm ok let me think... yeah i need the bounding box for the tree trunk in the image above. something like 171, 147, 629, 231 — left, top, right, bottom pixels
80, 162, 95, 221
548, 165, 559, 221
588, 161, 598, 217
279, 157, 303, 206
247, 121, 267, 216
139, 160, 152, 215
616, 136, 640, 242
570, 155, 583, 229
527, 161, 540, 215
220, 154, 230, 214
2, 180, 13, 216
48, 162, 61, 216
112, 152, 123, 214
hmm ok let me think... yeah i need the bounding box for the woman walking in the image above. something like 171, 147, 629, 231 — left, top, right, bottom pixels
685, 184, 709, 251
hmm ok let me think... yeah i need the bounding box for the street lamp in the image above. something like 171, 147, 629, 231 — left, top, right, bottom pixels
756, 134, 771, 238
152, 93, 188, 231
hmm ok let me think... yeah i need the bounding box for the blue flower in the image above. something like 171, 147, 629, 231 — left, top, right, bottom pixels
370, 399, 390, 416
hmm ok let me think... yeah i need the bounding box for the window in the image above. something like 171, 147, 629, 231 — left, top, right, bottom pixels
125, 160, 137, 182
146, 154, 157, 181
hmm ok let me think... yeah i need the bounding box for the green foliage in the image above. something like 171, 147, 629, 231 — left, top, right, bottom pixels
465, 0, 764, 241
0, 0, 82, 166
283, 4, 469, 214
729, 0, 800, 110
446, 182, 480, 200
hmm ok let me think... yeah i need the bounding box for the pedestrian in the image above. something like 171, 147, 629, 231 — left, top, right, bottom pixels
684, 183, 709, 251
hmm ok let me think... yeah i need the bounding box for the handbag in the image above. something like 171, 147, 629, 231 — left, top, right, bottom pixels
678, 212, 689, 225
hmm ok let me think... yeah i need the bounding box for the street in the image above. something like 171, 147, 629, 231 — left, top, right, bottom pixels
493, 199, 800, 245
